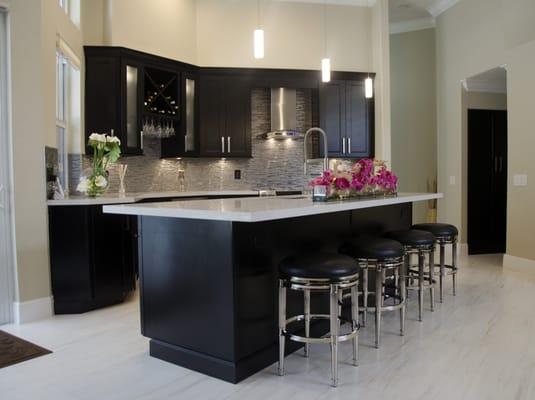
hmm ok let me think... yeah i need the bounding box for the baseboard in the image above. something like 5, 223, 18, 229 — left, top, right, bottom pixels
458, 243, 468, 256
503, 254, 535, 274
13, 296, 53, 324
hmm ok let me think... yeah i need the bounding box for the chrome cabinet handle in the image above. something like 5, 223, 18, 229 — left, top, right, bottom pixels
227, 136, 231, 153
140, 131, 144, 150
221, 136, 225, 153
342, 137, 346, 154
348, 137, 352, 154
494, 157, 498, 173
499, 156, 503, 173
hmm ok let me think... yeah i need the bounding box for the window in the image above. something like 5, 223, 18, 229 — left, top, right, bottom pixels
56, 44, 81, 195
58, 0, 80, 27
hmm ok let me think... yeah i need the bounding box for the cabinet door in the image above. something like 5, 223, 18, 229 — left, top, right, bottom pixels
200, 75, 225, 157
319, 80, 345, 156
181, 71, 199, 156
225, 77, 251, 157
121, 59, 143, 155
85, 56, 120, 151
345, 81, 371, 158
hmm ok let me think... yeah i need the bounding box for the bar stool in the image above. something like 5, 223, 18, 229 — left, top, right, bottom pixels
278, 253, 360, 387
383, 230, 436, 322
340, 236, 406, 349
412, 223, 459, 302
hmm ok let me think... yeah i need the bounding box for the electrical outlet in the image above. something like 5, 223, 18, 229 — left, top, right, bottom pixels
513, 174, 528, 186
234, 170, 241, 180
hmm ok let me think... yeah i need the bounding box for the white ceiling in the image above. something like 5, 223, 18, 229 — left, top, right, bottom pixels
463, 67, 507, 94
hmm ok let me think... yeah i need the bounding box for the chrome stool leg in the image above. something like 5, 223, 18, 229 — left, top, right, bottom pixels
375, 265, 383, 349
400, 260, 406, 336
304, 289, 310, 357
429, 249, 435, 312
439, 242, 445, 303
362, 267, 368, 327
351, 284, 359, 366
418, 251, 425, 322
278, 279, 286, 376
452, 241, 458, 296
329, 284, 339, 387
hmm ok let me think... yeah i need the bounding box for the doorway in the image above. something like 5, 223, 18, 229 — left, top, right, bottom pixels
467, 109, 507, 254
0, 7, 15, 325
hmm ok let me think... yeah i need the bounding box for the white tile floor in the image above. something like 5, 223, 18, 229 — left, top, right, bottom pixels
1, 254, 534, 399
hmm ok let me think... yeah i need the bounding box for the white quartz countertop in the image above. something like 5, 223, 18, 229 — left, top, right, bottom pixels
47, 190, 261, 206
103, 192, 443, 222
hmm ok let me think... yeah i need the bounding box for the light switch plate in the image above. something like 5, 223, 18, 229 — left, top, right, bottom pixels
449, 176, 456, 185
513, 174, 528, 186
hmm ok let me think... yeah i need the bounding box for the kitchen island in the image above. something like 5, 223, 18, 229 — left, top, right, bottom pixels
104, 193, 442, 383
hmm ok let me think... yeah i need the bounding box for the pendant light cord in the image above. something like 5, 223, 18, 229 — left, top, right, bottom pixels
323, 0, 327, 56
257, 0, 261, 28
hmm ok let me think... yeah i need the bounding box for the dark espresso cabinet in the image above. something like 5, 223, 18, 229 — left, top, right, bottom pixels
48, 205, 137, 314
199, 74, 251, 157
85, 47, 199, 157
319, 77, 374, 159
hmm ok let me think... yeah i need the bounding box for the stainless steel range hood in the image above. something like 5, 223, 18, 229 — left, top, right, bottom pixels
257, 88, 304, 140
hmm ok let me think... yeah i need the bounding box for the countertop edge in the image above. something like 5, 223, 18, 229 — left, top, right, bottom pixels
103, 193, 443, 222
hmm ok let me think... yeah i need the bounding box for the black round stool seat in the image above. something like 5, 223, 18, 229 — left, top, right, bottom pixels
411, 223, 458, 239
383, 229, 435, 247
279, 253, 358, 280
340, 236, 404, 260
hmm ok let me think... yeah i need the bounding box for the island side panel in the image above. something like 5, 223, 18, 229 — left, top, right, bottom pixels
139, 217, 237, 365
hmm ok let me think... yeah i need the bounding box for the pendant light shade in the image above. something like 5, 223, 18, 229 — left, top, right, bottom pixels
321, 58, 331, 83
253, 0, 264, 59
254, 29, 264, 59
365, 76, 373, 98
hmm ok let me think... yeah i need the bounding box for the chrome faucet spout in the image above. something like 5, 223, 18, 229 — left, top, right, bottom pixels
304, 127, 329, 176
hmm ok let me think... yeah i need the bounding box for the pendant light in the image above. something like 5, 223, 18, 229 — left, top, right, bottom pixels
365, 75, 373, 98
364, 16, 373, 98
254, 0, 264, 59
321, 1, 330, 82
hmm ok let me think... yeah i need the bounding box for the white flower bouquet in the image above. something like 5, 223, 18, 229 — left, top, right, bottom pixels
77, 133, 121, 197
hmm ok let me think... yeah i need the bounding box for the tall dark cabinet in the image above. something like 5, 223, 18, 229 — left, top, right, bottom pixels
319, 76, 374, 159
468, 109, 508, 254
199, 73, 252, 157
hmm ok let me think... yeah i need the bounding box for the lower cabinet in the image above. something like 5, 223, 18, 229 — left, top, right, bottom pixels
48, 205, 137, 314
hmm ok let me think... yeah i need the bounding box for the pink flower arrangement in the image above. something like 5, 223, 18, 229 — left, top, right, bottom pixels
309, 159, 398, 199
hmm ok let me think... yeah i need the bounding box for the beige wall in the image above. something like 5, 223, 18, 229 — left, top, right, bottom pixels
460, 90, 507, 242
4, 0, 84, 305
436, 0, 535, 260
196, 0, 371, 71
105, 0, 197, 64
390, 28, 436, 224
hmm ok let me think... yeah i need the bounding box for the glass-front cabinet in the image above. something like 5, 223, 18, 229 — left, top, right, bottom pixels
85, 47, 199, 157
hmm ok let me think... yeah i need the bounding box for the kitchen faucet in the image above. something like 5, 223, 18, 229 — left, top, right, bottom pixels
304, 127, 329, 176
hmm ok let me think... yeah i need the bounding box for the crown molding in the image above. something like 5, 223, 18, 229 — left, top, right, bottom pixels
427, 0, 461, 17
462, 79, 507, 94
273, 0, 376, 7
390, 17, 436, 34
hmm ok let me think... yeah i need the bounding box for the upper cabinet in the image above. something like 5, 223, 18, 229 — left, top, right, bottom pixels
199, 73, 251, 158
319, 76, 374, 159
85, 47, 199, 157
86, 47, 373, 161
